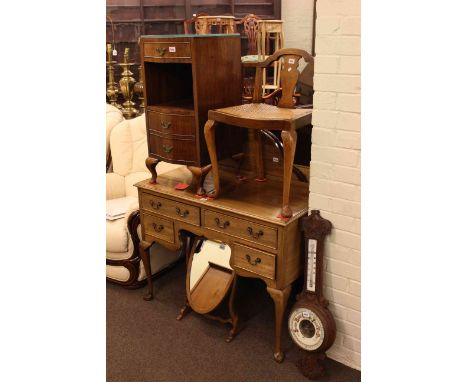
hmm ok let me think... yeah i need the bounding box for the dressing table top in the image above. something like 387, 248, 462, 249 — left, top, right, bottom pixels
135, 174, 308, 226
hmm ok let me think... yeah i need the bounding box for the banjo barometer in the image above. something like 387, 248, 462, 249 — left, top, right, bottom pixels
288, 210, 336, 379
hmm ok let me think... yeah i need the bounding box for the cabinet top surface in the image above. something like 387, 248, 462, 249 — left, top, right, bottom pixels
136, 173, 309, 226
141, 34, 240, 39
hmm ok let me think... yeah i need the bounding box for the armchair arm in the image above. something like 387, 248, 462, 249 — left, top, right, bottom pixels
123, 197, 140, 223
127, 210, 141, 251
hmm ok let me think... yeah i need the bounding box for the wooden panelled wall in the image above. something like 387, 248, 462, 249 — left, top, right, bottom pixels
106, 0, 281, 65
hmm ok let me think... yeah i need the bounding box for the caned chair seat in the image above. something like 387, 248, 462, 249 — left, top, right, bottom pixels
208, 103, 311, 131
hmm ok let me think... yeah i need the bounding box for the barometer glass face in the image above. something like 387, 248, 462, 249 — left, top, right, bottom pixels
289, 307, 325, 351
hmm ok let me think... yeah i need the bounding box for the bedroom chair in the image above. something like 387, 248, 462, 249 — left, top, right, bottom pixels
204, 48, 314, 218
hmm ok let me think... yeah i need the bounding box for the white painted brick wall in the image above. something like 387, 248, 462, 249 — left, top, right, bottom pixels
282, 0, 313, 56
282, 1, 361, 370
309, 0, 361, 371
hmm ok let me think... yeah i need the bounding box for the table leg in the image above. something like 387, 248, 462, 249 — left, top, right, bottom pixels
139, 241, 154, 301
266, 285, 292, 363
280, 130, 297, 218
203, 119, 220, 198
226, 274, 239, 343
199, 19, 208, 34
145, 157, 159, 184
251, 129, 265, 181
227, 20, 235, 34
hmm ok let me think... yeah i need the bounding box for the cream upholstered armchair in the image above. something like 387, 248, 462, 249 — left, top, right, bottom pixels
106, 114, 193, 287
106, 104, 124, 171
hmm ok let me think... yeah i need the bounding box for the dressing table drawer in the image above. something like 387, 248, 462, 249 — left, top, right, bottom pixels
232, 243, 276, 280
141, 193, 201, 226
204, 210, 278, 249
143, 41, 191, 60
141, 212, 175, 243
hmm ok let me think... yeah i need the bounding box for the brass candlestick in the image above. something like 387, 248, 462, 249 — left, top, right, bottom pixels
134, 65, 145, 115
118, 48, 138, 119
106, 44, 120, 108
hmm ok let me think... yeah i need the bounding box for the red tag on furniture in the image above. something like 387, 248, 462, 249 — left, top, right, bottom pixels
175, 183, 190, 191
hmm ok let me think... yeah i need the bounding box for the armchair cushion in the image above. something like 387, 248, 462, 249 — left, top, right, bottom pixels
106, 173, 126, 200
106, 217, 130, 254
106, 196, 139, 254
124, 171, 151, 198
110, 115, 148, 178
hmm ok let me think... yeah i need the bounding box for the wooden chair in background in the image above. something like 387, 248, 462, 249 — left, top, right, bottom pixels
204, 48, 314, 218
237, 14, 262, 100
183, 13, 209, 34
196, 15, 236, 34
257, 20, 284, 97
237, 14, 261, 55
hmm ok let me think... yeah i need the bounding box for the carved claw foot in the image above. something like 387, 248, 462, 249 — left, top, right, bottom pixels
225, 325, 238, 343
274, 351, 285, 363
281, 206, 293, 219
143, 292, 153, 301
145, 157, 159, 184
196, 188, 206, 197
176, 304, 191, 321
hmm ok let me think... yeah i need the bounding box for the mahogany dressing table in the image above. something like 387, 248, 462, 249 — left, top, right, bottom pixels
136, 171, 308, 363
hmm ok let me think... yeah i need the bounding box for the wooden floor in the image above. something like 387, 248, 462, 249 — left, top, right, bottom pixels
107, 261, 361, 382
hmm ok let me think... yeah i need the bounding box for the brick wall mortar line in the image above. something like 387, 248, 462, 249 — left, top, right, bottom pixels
326, 255, 361, 270
310, 144, 360, 152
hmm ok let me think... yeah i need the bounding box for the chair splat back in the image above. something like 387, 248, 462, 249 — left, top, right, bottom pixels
252, 48, 314, 108
239, 14, 261, 55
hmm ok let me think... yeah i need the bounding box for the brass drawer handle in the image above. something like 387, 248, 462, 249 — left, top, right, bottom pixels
175, 206, 189, 218
245, 254, 261, 266
247, 227, 264, 240
162, 145, 173, 153
152, 223, 164, 232
214, 217, 230, 229
161, 121, 171, 129
156, 47, 167, 56
150, 200, 162, 209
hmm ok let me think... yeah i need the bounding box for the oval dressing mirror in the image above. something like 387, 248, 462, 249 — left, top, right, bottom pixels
186, 238, 234, 315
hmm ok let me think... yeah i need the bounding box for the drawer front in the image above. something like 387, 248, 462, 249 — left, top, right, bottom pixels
204, 210, 278, 249
141, 193, 201, 226
232, 243, 276, 280
143, 41, 191, 59
141, 212, 174, 243
147, 110, 196, 137
148, 132, 197, 164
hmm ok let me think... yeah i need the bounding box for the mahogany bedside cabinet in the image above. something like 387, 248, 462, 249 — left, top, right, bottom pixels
139, 34, 245, 196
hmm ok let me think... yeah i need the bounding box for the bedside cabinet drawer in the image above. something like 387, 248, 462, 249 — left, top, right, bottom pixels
204, 210, 278, 250
141, 193, 201, 226
148, 132, 197, 165
143, 41, 191, 59
147, 110, 196, 137
232, 243, 276, 280
141, 212, 174, 244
